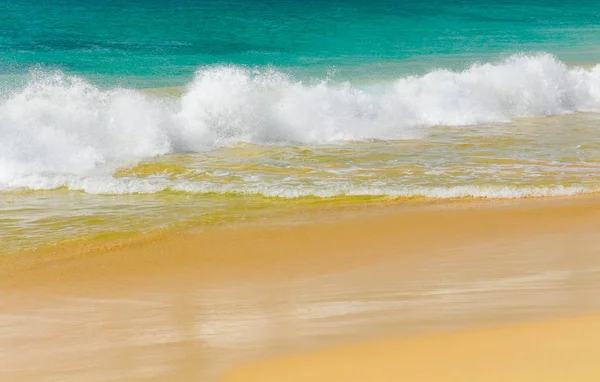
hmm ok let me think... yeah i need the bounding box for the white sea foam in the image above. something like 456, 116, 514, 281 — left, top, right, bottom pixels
1, 53, 600, 195
3, 173, 594, 199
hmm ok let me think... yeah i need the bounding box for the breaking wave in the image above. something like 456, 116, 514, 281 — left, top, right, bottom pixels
1, 53, 600, 194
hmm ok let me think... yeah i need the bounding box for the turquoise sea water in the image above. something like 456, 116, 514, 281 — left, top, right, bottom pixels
2, 0, 600, 253
2, 0, 600, 86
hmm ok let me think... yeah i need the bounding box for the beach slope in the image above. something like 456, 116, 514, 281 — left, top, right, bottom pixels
223, 314, 600, 382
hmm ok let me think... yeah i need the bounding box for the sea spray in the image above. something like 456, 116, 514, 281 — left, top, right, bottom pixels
1, 53, 600, 188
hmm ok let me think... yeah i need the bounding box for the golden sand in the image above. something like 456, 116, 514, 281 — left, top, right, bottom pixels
2, 196, 600, 381
4, 196, 599, 291
223, 314, 600, 382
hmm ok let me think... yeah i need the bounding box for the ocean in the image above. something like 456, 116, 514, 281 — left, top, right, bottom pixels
1, 0, 600, 253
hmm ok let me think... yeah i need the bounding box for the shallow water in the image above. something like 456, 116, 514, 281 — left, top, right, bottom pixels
2, 0, 600, 253
2, 111, 600, 254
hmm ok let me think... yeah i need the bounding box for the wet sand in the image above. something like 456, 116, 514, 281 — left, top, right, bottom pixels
2, 196, 600, 381
224, 314, 600, 382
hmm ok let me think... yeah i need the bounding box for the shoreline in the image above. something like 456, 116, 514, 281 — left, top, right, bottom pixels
4, 193, 599, 290
3, 194, 600, 380
3, 190, 600, 257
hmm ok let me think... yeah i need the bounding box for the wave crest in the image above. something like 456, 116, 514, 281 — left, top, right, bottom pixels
1, 53, 600, 185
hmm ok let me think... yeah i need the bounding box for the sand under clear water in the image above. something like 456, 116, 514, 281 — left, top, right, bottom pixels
3, 109, 600, 255
3, 196, 600, 381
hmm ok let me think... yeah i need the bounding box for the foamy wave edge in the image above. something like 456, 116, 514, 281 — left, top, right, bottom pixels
1, 52, 600, 187
2, 174, 595, 199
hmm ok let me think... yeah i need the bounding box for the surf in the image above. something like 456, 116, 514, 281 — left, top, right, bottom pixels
1, 53, 600, 189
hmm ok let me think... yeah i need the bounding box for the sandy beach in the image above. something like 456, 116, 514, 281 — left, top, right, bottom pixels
224, 314, 600, 382
2, 196, 600, 381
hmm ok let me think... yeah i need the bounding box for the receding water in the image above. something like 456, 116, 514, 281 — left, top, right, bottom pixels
2, 0, 600, 253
